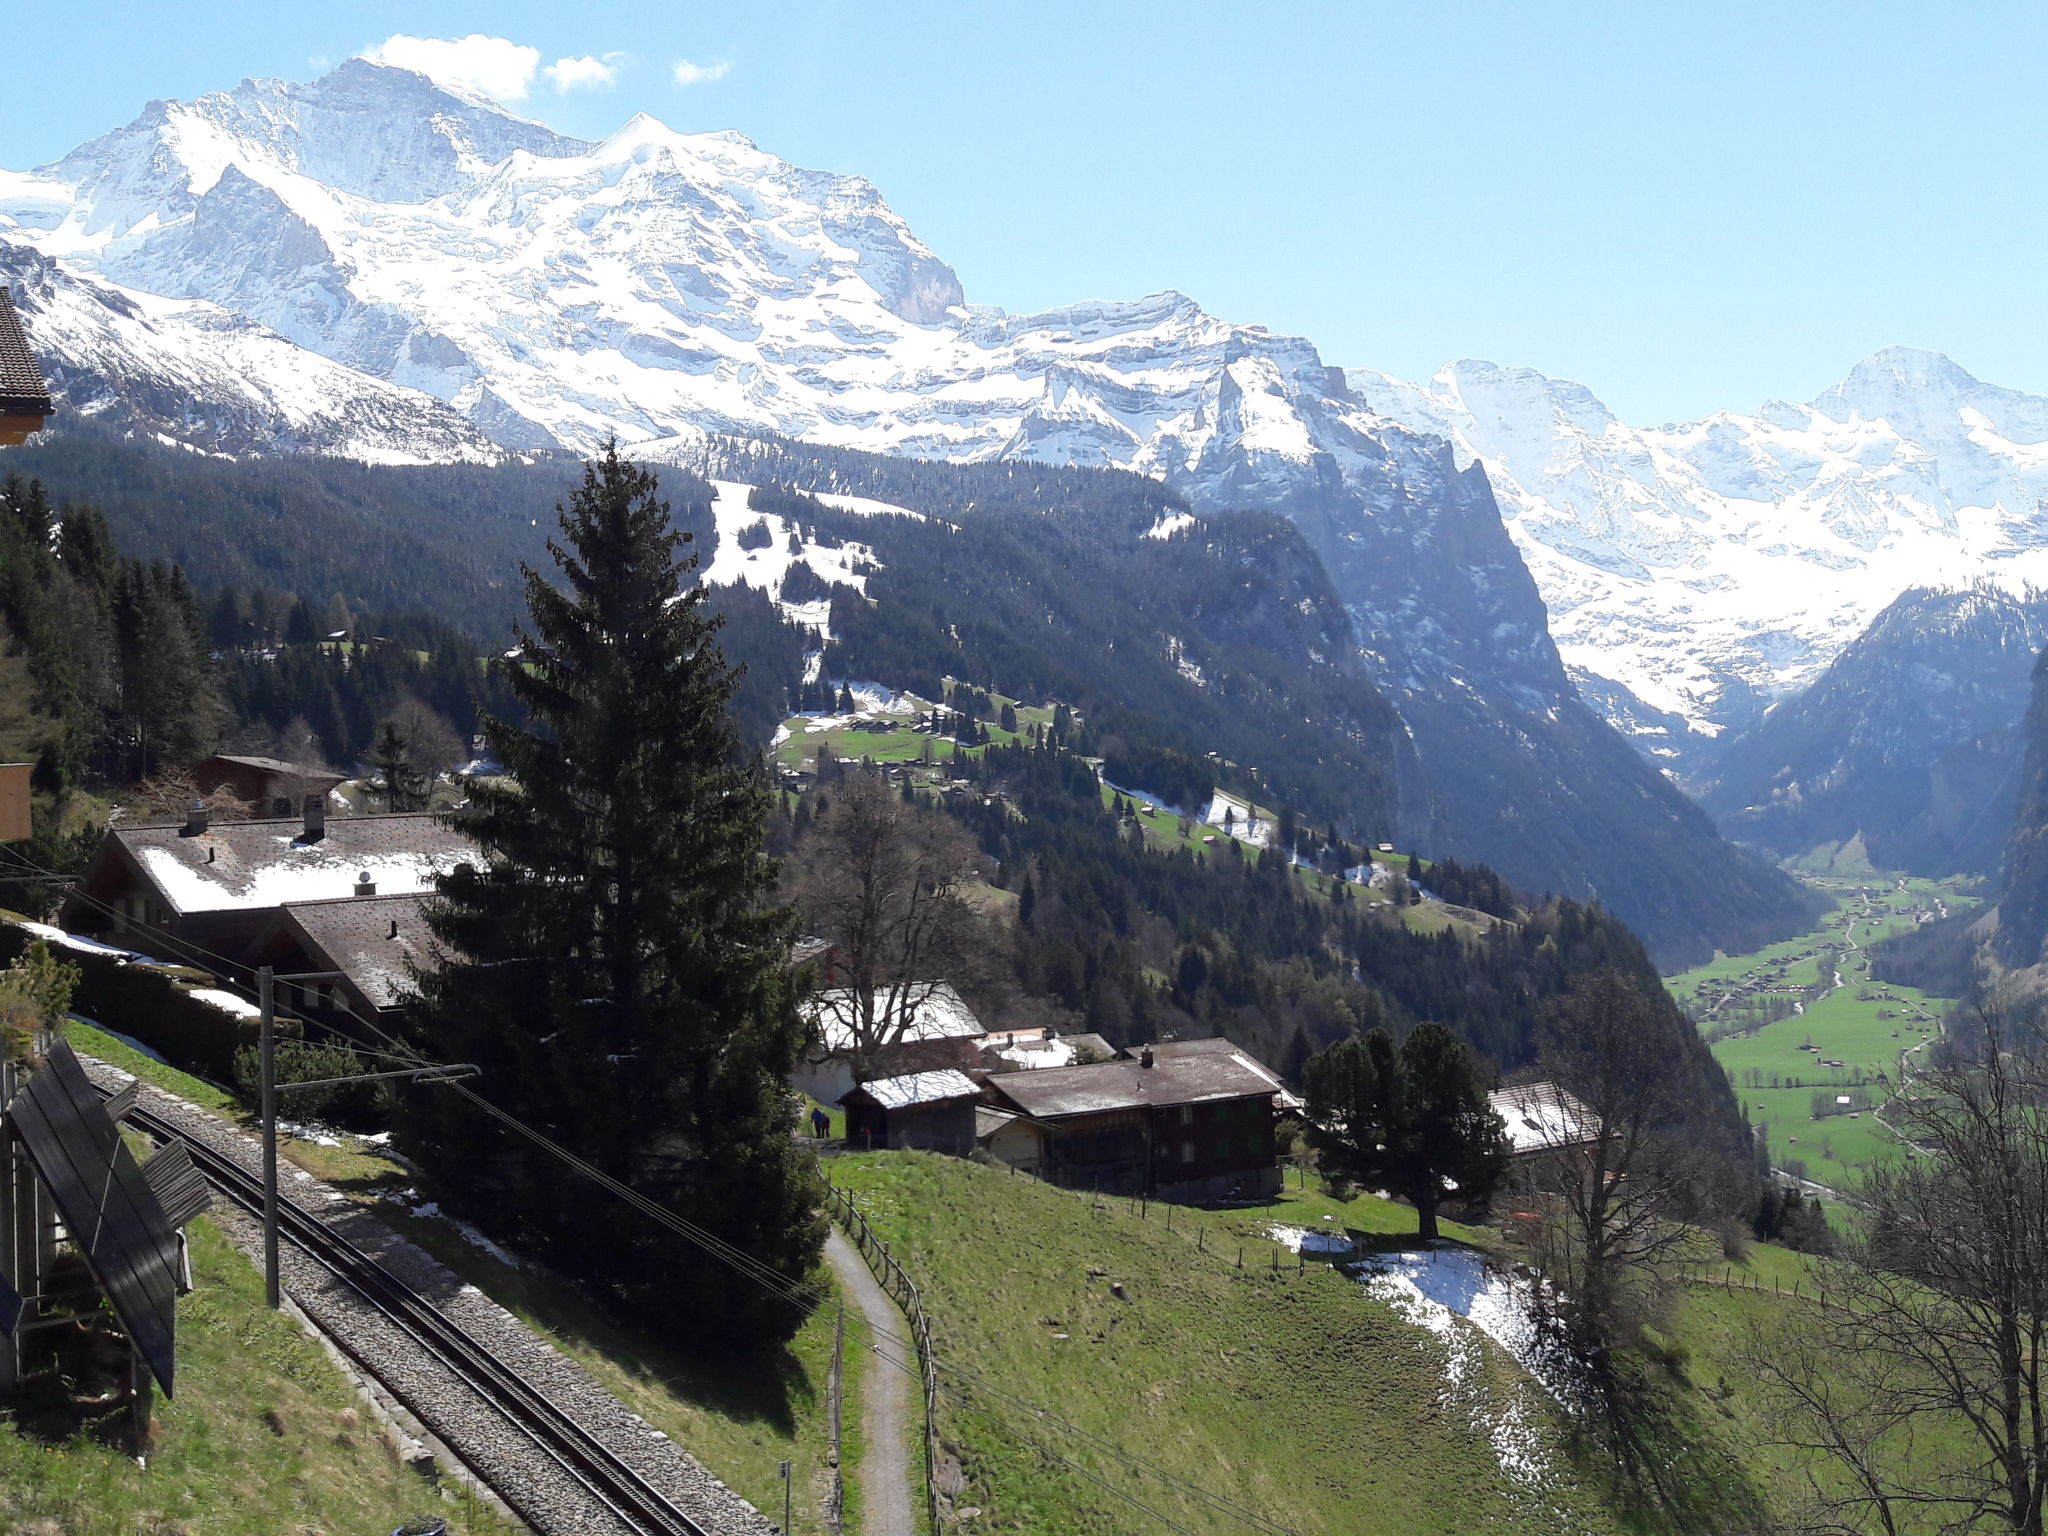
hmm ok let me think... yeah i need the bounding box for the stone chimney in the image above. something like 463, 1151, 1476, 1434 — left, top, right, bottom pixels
355, 871, 376, 897
1140, 1047, 1155, 1069
302, 793, 325, 842
183, 799, 208, 837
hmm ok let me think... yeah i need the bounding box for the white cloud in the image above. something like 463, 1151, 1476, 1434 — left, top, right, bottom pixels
544, 52, 623, 93
671, 57, 731, 87
363, 33, 542, 101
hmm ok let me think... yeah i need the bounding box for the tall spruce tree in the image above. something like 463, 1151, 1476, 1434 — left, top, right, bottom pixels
398, 442, 822, 1344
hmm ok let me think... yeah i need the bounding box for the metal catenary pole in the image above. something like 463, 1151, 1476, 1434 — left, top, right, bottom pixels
259, 965, 278, 1309
258, 966, 475, 1310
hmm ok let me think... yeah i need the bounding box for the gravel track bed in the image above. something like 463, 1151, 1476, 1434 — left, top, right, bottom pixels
83, 1053, 776, 1536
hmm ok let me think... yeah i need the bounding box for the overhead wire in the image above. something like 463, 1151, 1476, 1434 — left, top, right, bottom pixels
0, 837, 1295, 1534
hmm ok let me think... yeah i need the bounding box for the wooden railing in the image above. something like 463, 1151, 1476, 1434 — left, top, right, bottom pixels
820, 1177, 942, 1532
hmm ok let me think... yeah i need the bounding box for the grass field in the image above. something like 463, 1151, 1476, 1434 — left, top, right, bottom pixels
0, 1216, 487, 1536
1669, 872, 1974, 1189
830, 1151, 1635, 1536
773, 686, 1053, 773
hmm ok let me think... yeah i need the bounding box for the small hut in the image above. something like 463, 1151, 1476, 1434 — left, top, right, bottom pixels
839, 1069, 980, 1154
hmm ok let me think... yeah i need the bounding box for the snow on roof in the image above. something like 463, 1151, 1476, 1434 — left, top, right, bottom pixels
1488, 1082, 1600, 1155
117, 814, 476, 915
846, 1068, 980, 1110
807, 981, 983, 1053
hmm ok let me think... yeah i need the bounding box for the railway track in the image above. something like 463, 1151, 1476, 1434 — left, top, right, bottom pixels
120, 1098, 720, 1536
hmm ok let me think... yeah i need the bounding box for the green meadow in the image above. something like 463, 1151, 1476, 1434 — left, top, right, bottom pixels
1669, 872, 1974, 1190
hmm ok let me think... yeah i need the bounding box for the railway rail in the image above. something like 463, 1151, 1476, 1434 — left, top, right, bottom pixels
119, 1096, 722, 1536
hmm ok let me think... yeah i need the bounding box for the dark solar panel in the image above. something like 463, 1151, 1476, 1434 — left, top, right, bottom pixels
5, 1039, 180, 1395
143, 1140, 212, 1232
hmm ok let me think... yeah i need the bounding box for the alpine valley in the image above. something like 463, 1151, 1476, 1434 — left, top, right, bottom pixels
11, 57, 2048, 953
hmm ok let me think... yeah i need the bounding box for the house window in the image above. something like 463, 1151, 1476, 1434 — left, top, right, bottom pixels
1215, 1137, 1230, 1160
1178, 1105, 1194, 1127
1181, 1140, 1195, 1164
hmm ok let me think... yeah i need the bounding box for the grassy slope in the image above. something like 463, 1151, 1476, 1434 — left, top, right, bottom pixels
831, 1151, 1629, 1536
0, 1218, 484, 1536
70, 1022, 851, 1533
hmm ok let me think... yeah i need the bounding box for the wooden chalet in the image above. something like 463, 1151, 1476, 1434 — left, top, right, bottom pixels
61, 802, 475, 968
192, 755, 346, 816
981, 1041, 1289, 1199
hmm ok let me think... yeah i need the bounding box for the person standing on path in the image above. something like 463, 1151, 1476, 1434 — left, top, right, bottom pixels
823, 1227, 918, 1536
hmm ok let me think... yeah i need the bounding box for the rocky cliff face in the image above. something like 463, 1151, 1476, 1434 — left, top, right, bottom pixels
1353, 354, 2048, 759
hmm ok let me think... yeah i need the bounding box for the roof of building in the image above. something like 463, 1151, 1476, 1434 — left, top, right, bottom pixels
1124, 1036, 1304, 1108
975, 1105, 1022, 1139
842, 1068, 981, 1111
202, 754, 345, 784
988, 1050, 1285, 1120
0, 287, 52, 417
807, 981, 983, 1053
110, 813, 476, 915
275, 892, 433, 1010
1489, 1082, 1601, 1155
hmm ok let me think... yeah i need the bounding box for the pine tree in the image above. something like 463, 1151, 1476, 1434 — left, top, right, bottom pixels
399, 442, 822, 1345
1301, 1024, 1507, 1239
372, 719, 430, 812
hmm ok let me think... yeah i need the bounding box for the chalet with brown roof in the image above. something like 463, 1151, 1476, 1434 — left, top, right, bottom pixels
246, 892, 435, 1030
0, 286, 52, 447
193, 755, 345, 816
61, 802, 476, 967
981, 1040, 1287, 1199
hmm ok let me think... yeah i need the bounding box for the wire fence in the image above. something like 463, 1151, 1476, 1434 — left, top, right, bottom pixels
820, 1176, 942, 1533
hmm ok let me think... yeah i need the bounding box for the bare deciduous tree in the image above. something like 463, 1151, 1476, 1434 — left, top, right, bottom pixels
134, 769, 249, 824
790, 769, 989, 1067
1521, 967, 1710, 1348
1752, 1000, 2048, 1535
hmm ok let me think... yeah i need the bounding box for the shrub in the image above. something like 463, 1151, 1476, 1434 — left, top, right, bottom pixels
231, 1037, 368, 1122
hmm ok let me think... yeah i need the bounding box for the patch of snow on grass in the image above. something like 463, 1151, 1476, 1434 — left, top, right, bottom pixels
1353, 1244, 1580, 1489
1265, 1223, 1356, 1255
1144, 512, 1195, 540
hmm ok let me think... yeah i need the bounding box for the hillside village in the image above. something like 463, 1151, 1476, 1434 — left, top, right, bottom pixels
6, 29, 2048, 1536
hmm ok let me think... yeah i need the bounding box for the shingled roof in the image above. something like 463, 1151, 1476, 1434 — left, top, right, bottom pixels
111, 813, 476, 915
272, 892, 434, 1011
0, 286, 52, 420
988, 1049, 1285, 1120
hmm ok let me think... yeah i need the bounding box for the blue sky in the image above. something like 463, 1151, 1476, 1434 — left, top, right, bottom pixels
8, 1, 2044, 423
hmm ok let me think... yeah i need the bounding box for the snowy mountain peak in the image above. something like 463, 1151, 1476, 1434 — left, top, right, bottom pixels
1817, 346, 1982, 416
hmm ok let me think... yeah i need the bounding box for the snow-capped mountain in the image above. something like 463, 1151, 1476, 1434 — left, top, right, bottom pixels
1350, 354, 2048, 749
0, 236, 500, 462
0, 58, 1369, 500
9, 58, 2046, 760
